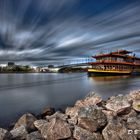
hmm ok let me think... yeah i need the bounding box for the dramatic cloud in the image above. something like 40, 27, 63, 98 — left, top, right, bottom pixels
0, 0, 140, 65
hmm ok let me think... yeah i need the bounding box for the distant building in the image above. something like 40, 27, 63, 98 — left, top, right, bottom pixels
48, 65, 54, 68
48, 67, 59, 72
8, 62, 15, 67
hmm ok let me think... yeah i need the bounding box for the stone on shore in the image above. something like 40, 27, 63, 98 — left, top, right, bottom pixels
132, 100, 140, 112
66, 107, 79, 118
0, 128, 11, 140
73, 126, 103, 140
34, 120, 48, 131
127, 116, 140, 139
75, 93, 102, 107
14, 113, 37, 132
102, 110, 116, 120
41, 107, 55, 118
105, 94, 131, 114
68, 117, 78, 125
40, 118, 71, 140
46, 111, 68, 121
121, 109, 137, 121
10, 125, 28, 140
102, 120, 137, 140
128, 90, 140, 101
77, 105, 107, 132
26, 131, 44, 140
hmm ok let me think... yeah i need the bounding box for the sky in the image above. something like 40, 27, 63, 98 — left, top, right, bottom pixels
0, 0, 140, 66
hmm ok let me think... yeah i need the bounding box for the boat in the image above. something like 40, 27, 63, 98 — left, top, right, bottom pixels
88, 50, 140, 76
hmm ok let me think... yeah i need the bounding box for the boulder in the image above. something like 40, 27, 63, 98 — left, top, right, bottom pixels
34, 120, 48, 131
73, 126, 103, 140
128, 90, 140, 101
14, 113, 37, 132
105, 95, 131, 114
102, 110, 116, 120
41, 107, 55, 118
121, 109, 137, 121
132, 100, 140, 112
41, 118, 71, 140
127, 116, 140, 139
10, 125, 28, 140
67, 138, 76, 140
66, 107, 79, 118
77, 106, 107, 132
94, 133, 104, 140
46, 111, 68, 121
75, 93, 102, 107
0, 128, 11, 140
68, 117, 78, 125
26, 131, 44, 140
102, 120, 137, 140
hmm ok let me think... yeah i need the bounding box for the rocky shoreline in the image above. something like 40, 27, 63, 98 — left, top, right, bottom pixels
0, 90, 140, 140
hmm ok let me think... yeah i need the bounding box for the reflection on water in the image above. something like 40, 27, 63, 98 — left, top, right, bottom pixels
89, 75, 140, 100
89, 75, 131, 82
0, 73, 140, 128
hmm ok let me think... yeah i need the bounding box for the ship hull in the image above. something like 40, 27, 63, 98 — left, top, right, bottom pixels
88, 69, 132, 76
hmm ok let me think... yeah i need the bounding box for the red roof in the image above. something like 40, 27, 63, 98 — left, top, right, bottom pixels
93, 50, 132, 59
112, 50, 132, 54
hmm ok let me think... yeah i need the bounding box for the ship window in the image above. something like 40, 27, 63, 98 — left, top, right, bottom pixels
135, 60, 140, 64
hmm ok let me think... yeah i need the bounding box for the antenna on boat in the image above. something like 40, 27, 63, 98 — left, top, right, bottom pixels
99, 50, 103, 54
133, 53, 136, 57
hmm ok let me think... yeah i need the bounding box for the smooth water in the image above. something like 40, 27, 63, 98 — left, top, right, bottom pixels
0, 73, 140, 128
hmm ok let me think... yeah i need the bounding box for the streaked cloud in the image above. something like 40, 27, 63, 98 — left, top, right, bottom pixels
0, 0, 140, 65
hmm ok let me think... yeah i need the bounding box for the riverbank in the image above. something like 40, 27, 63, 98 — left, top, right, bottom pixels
0, 90, 140, 140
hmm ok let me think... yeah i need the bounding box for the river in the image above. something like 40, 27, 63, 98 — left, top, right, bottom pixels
0, 73, 140, 128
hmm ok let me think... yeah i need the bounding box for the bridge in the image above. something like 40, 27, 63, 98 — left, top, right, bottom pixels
44, 58, 94, 72
54, 58, 94, 68
56, 62, 89, 68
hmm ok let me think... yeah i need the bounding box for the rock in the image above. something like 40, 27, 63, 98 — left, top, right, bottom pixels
34, 120, 48, 131
102, 110, 117, 120
0, 128, 11, 140
73, 126, 103, 140
132, 100, 140, 112
121, 109, 137, 121
94, 133, 104, 140
102, 120, 137, 140
105, 95, 131, 115
75, 93, 102, 107
77, 106, 107, 132
41, 107, 55, 118
46, 111, 68, 121
128, 90, 140, 101
127, 91, 140, 112
68, 117, 78, 125
126, 116, 140, 139
10, 125, 28, 140
41, 118, 71, 140
66, 107, 79, 118
14, 113, 37, 132
127, 116, 140, 130
26, 131, 44, 140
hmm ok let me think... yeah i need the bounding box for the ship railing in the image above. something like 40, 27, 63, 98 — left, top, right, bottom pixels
91, 67, 132, 71
93, 68, 131, 71
96, 60, 133, 63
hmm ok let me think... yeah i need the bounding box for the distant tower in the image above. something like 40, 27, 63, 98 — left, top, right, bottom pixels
8, 62, 15, 67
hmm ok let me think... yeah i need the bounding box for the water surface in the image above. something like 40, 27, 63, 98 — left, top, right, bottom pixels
0, 73, 140, 128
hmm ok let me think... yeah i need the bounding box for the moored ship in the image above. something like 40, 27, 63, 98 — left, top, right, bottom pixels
88, 50, 140, 76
